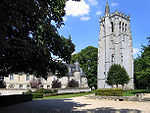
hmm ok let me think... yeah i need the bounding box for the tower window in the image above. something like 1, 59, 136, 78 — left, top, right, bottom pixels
125, 24, 127, 32
111, 54, 114, 63
111, 22, 114, 32
122, 23, 124, 32
119, 22, 121, 30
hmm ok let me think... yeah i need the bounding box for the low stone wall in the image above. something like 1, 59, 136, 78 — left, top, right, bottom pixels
58, 88, 91, 94
0, 89, 36, 95
0, 89, 27, 95
0, 94, 33, 108
88, 94, 143, 101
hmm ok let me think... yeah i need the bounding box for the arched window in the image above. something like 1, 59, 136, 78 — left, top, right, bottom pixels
103, 24, 105, 34
119, 22, 121, 30
122, 23, 124, 32
125, 24, 127, 32
40, 85, 43, 88
111, 54, 114, 63
111, 22, 114, 32
26, 85, 30, 89
19, 84, 23, 89
9, 84, 14, 89
47, 85, 50, 89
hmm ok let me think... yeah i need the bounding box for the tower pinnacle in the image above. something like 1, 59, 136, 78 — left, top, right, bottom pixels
105, 2, 110, 15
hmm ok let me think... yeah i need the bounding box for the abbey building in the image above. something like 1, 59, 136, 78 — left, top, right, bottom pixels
98, 2, 134, 89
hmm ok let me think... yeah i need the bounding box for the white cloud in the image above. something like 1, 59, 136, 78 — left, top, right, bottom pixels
80, 16, 90, 21
133, 48, 140, 55
65, 0, 90, 17
96, 11, 102, 15
71, 52, 77, 55
87, 0, 98, 6
62, 16, 67, 21
111, 3, 118, 7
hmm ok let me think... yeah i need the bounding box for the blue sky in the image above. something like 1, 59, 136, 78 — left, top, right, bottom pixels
58, 0, 150, 58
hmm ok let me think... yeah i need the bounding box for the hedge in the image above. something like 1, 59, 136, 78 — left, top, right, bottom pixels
32, 93, 43, 98
95, 89, 123, 96
0, 94, 33, 108
34, 88, 52, 94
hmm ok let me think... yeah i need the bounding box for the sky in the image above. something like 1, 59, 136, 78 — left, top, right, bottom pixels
58, 0, 150, 58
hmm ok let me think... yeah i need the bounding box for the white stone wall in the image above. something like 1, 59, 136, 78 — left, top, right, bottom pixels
4, 73, 88, 89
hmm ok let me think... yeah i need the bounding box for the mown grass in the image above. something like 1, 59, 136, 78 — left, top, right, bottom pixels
35, 90, 95, 99
123, 89, 150, 96
34, 89, 150, 99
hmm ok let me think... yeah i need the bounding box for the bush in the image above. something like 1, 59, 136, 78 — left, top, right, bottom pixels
0, 80, 6, 88
32, 93, 43, 98
95, 89, 123, 96
44, 89, 53, 94
34, 88, 52, 94
23, 89, 32, 94
52, 79, 62, 88
68, 79, 79, 88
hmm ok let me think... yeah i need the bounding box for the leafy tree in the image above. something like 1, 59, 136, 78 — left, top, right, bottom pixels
68, 79, 79, 88
30, 78, 42, 89
52, 79, 62, 88
106, 64, 130, 88
0, 80, 6, 88
134, 37, 150, 89
71, 46, 98, 89
0, 0, 75, 78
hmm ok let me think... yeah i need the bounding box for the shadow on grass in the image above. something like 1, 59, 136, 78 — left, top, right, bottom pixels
0, 99, 142, 113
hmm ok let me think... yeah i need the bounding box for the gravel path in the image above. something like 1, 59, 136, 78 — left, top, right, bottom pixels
0, 95, 150, 113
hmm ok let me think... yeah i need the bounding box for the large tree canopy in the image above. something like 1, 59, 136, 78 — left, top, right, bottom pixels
71, 46, 98, 89
0, 0, 75, 78
134, 37, 150, 89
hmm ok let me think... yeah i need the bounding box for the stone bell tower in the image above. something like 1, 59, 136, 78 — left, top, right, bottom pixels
97, 2, 134, 89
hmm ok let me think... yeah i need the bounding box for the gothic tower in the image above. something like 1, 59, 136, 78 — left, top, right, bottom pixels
98, 2, 134, 89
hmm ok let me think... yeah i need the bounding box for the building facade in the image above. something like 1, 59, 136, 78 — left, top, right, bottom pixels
4, 62, 88, 89
98, 2, 134, 89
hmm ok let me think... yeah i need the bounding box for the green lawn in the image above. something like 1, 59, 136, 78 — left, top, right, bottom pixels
123, 89, 150, 96
35, 91, 95, 99
34, 89, 150, 99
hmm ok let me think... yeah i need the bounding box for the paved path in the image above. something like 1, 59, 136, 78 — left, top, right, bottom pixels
0, 96, 150, 113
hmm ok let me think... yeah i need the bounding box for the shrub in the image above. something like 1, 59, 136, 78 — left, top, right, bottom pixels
0, 80, 6, 88
32, 93, 43, 98
52, 79, 62, 88
68, 79, 79, 88
24, 89, 32, 94
44, 89, 53, 94
95, 89, 123, 96
34, 88, 52, 94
